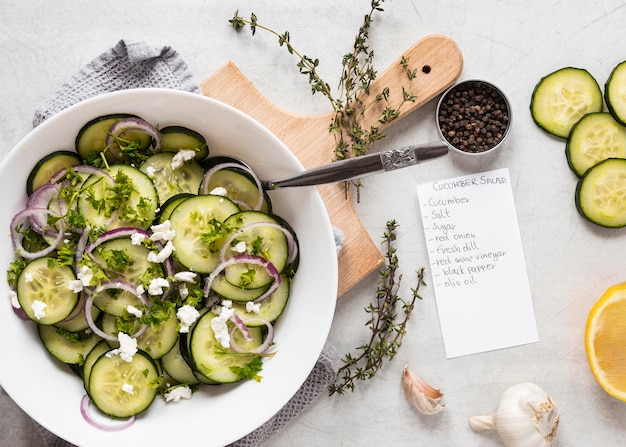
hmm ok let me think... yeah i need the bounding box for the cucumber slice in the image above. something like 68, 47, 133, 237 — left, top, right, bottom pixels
77, 164, 158, 232
576, 158, 626, 227
82, 341, 112, 390
88, 349, 160, 418
54, 294, 101, 332
566, 112, 626, 177
605, 60, 626, 126
100, 306, 179, 359
156, 193, 194, 224
90, 238, 164, 316
188, 310, 263, 384
160, 125, 209, 161
38, 325, 101, 365
75, 113, 151, 162
210, 274, 271, 302
161, 338, 200, 385
531, 67, 603, 138
17, 257, 80, 325
220, 211, 289, 289
140, 152, 204, 204
232, 275, 291, 323
26, 150, 81, 196
202, 157, 271, 213
168, 195, 240, 273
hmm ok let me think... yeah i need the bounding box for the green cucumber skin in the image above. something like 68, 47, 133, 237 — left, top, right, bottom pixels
605, 61, 626, 126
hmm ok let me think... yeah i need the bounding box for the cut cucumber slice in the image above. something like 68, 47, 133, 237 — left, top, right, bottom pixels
88, 349, 160, 418
232, 275, 291, 323
188, 310, 263, 384
17, 257, 79, 325
100, 306, 179, 359
140, 152, 204, 204
566, 112, 626, 177
160, 125, 209, 161
161, 338, 200, 385
38, 325, 101, 365
168, 195, 240, 273
531, 67, 603, 138
156, 193, 194, 224
82, 341, 112, 391
75, 113, 151, 162
220, 211, 289, 289
605, 60, 626, 126
77, 164, 158, 232
576, 158, 626, 227
202, 157, 271, 213
26, 150, 81, 196
90, 238, 164, 316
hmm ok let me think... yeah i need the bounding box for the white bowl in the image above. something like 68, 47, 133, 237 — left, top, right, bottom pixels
0, 88, 338, 446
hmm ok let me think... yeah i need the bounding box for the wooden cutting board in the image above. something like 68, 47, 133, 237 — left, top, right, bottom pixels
200, 34, 463, 297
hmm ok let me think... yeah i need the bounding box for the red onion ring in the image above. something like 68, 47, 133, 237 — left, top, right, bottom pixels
10, 208, 65, 260
105, 117, 162, 157
229, 317, 275, 354
85, 281, 149, 340
80, 394, 135, 432
26, 183, 61, 233
85, 227, 151, 253
200, 162, 264, 211
203, 254, 282, 303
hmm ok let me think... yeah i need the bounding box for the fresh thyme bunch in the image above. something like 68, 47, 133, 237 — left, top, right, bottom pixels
328, 220, 425, 395
230, 3, 426, 394
229, 0, 417, 163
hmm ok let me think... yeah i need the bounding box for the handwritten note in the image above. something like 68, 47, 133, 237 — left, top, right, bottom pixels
417, 168, 538, 358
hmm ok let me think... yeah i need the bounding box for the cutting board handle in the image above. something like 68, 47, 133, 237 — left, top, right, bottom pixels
358, 34, 463, 132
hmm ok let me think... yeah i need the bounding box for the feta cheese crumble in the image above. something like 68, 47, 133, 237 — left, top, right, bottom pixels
148, 277, 170, 295
24, 272, 33, 283
147, 240, 175, 263
9, 291, 20, 309
209, 186, 228, 196
145, 166, 156, 178
131, 232, 147, 245
231, 241, 247, 254
174, 271, 197, 283
68, 265, 96, 293
150, 220, 176, 242
211, 301, 234, 348
246, 301, 262, 314
122, 383, 135, 395
126, 305, 143, 318
106, 332, 138, 362
177, 304, 200, 333
170, 149, 196, 170
67, 279, 83, 293
31, 300, 47, 320
164, 385, 193, 402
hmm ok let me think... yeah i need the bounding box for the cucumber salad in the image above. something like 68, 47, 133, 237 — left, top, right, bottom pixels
6, 114, 299, 429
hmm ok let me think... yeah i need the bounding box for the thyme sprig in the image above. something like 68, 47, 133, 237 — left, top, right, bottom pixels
328, 220, 425, 395
229, 0, 418, 164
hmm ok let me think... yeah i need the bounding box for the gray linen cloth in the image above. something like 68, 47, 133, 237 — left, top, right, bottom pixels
18, 39, 342, 447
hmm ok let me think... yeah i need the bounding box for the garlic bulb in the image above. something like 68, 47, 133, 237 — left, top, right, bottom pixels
402, 363, 445, 415
469, 382, 559, 447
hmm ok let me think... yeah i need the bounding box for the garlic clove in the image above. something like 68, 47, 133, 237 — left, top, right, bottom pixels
402, 363, 445, 415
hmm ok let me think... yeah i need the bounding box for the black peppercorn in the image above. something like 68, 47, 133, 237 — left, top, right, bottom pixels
437, 81, 510, 153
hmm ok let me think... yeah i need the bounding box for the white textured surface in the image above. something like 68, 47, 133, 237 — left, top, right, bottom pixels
2, 1, 626, 446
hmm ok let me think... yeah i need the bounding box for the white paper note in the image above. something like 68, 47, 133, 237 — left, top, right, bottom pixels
417, 168, 538, 358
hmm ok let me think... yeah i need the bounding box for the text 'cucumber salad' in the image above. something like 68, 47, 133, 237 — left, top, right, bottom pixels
6, 114, 299, 429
